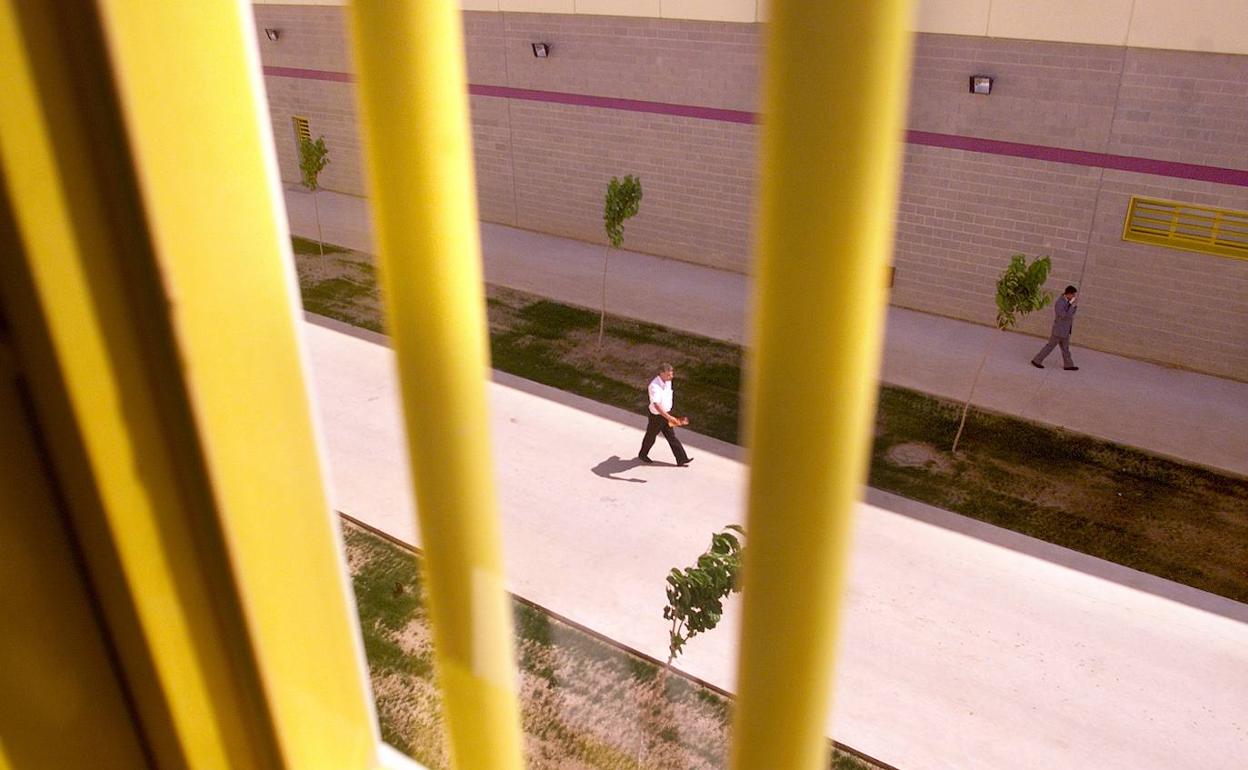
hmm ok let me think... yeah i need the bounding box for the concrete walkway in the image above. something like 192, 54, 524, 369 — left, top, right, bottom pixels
304, 314, 1248, 770
286, 186, 1247, 476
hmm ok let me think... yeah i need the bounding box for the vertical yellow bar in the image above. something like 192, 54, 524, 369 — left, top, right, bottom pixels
731, 2, 913, 770
0, 1, 261, 764
90, 1, 380, 767
347, 2, 524, 769
2, 0, 379, 767
0, 305, 149, 770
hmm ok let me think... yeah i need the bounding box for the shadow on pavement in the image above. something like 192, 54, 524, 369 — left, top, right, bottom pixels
590, 455, 653, 482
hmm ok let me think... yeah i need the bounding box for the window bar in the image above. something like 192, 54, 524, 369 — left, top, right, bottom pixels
730, 2, 914, 769
347, 2, 525, 769
1, 0, 380, 766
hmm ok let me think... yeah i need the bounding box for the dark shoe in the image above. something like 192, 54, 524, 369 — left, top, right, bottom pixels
1064, 366, 1079, 371
638, 455, 653, 464
1030, 361, 1044, 369
678, 457, 694, 467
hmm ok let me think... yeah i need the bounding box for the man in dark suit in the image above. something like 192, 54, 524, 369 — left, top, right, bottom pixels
1032, 285, 1080, 370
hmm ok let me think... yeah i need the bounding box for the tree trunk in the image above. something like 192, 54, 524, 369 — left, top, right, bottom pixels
952, 331, 1001, 454
636, 618, 682, 767
597, 244, 610, 347
635, 656, 676, 768
312, 188, 324, 257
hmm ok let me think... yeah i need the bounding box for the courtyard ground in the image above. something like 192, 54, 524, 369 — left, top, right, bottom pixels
303, 315, 1248, 770
295, 239, 1248, 603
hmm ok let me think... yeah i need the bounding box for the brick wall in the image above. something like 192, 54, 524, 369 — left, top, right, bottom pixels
898, 37, 1248, 378
907, 34, 1125, 152
252, 5, 1248, 379
1081, 173, 1248, 377
1109, 48, 1248, 170
507, 100, 755, 271
497, 13, 760, 110
256, 4, 362, 193
892, 145, 1103, 340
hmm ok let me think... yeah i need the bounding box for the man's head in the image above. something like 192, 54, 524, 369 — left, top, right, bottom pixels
1064, 285, 1078, 298
659, 363, 674, 382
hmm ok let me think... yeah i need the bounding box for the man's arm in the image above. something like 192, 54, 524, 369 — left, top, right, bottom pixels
651, 400, 678, 422
650, 400, 687, 426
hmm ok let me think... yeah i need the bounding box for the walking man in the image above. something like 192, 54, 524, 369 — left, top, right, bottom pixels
1032, 285, 1080, 370
638, 363, 693, 466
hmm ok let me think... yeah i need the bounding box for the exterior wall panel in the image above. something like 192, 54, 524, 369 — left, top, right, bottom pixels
907, 35, 1125, 152
252, 4, 1248, 378
1082, 173, 1248, 376
1108, 48, 1248, 170
499, 13, 760, 110
251, 0, 1248, 55
892, 144, 1102, 340
472, 95, 520, 225
509, 101, 756, 270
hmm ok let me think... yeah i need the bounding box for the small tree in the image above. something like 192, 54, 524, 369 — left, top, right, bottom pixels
299, 135, 330, 256
599, 175, 642, 346
664, 525, 745, 665
638, 525, 744, 763
952, 253, 1053, 453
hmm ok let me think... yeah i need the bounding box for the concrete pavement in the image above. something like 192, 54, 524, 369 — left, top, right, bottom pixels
286, 186, 1248, 477
304, 314, 1248, 770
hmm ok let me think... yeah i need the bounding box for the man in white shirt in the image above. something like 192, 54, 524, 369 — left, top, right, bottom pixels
638, 362, 693, 466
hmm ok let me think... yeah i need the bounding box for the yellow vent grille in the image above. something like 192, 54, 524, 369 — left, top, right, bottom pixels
291, 115, 311, 147
1123, 196, 1248, 261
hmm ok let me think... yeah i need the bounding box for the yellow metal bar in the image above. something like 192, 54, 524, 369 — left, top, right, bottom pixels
730, 2, 914, 769
347, 2, 524, 768
1, 1, 377, 767
0, 292, 149, 769
91, 1, 379, 767
0, 2, 258, 764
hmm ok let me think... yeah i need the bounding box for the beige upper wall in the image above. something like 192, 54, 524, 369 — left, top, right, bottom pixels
1127, 0, 1248, 55
254, 0, 1248, 55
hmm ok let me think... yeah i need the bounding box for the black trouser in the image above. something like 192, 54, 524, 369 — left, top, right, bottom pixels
639, 413, 689, 464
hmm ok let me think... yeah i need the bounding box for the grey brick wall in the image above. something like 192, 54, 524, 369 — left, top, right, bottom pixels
252, 5, 1248, 379
498, 13, 760, 110
1108, 48, 1248, 170
1081, 173, 1248, 377
508, 101, 755, 271
256, 0, 360, 194
264, 77, 365, 196
908, 34, 1125, 152
892, 145, 1103, 341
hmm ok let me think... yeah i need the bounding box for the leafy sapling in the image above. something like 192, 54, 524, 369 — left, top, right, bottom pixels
599, 175, 642, 346
952, 253, 1053, 453
663, 524, 745, 666
299, 135, 331, 256
637, 524, 744, 765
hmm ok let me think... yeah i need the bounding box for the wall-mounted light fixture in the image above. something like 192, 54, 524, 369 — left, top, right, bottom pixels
969, 75, 993, 95
531, 42, 550, 58
264, 28, 280, 42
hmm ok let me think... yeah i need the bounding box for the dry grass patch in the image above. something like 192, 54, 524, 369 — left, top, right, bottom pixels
343, 519, 883, 770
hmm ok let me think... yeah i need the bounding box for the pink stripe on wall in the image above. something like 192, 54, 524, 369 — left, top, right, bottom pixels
905, 130, 1248, 188
264, 65, 353, 83
468, 84, 756, 124
262, 66, 1248, 188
